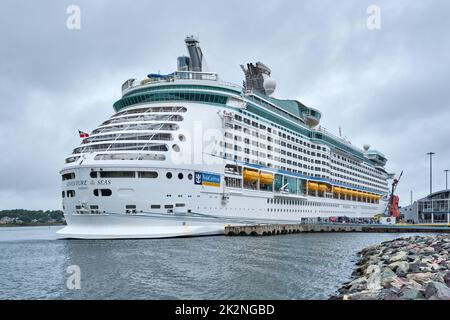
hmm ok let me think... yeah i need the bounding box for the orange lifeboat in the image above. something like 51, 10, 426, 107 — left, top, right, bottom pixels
243, 169, 259, 182
307, 182, 319, 191
259, 172, 274, 184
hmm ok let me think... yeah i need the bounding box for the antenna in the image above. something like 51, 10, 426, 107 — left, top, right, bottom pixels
339, 126, 342, 137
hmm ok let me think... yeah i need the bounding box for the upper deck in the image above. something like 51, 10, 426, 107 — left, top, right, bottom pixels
112, 70, 387, 168
121, 71, 242, 96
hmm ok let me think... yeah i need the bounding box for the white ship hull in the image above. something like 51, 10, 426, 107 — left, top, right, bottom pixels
59, 162, 387, 239
57, 213, 230, 239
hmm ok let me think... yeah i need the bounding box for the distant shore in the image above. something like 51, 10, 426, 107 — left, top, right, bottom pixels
0, 209, 65, 228
0, 222, 66, 228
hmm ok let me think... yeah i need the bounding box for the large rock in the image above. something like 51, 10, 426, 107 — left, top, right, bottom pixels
421, 247, 435, 253
343, 291, 380, 300
407, 279, 424, 289
407, 255, 419, 263
409, 262, 422, 273
400, 288, 425, 300
366, 269, 383, 291
424, 281, 450, 300
380, 268, 398, 288
348, 277, 368, 293
379, 288, 401, 300
389, 261, 410, 276
406, 272, 434, 284
349, 276, 367, 286
389, 251, 408, 263
366, 265, 381, 275
431, 272, 446, 283
422, 247, 435, 254
444, 271, 450, 286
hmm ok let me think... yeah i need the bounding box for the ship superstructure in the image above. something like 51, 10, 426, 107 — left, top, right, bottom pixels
58, 37, 390, 239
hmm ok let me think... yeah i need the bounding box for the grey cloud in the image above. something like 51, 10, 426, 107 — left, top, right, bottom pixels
0, 0, 449, 209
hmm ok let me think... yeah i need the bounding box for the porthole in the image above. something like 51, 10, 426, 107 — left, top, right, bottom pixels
178, 134, 186, 142
166, 172, 172, 179
178, 173, 184, 180
188, 173, 193, 180
172, 144, 180, 152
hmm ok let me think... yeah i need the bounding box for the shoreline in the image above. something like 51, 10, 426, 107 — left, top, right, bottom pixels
332, 234, 450, 300
0, 223, 66, 228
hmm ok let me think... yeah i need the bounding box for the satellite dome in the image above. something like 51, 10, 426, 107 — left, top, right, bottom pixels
363, 144, 370, 151
263, 77, 277, 95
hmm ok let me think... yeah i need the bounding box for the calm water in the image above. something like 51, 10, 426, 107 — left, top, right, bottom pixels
0, 226, 429, 300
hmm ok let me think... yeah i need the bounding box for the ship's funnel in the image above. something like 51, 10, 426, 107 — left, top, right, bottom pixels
185, 36, 203, 72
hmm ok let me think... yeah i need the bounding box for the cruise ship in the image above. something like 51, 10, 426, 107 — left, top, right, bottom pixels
58, 36, 391, 239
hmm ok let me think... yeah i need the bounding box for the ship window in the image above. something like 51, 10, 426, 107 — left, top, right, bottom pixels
164, 205, 174, 209
66, 190, 76, 197
62, 172, 75, 181
188, 173, 193, 180
100, 171, 135, 178
172, 144, 180, 152
90, 171, 98, 178
62, 191, 65, 198
125, 205, 137, 214
93, 189, 112, 196
151, 205, 161, 209
178, 173, 184, 180
176, 203, 185, 207
138, 171, 158, 178
90, 205, 99, 209
65, 156, 80, 163
166, 172, 172, 179
101, 189, 112, 196
178, 134, 186, 142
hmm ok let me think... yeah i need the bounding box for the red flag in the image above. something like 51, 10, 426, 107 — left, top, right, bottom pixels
78, 130, 89, 138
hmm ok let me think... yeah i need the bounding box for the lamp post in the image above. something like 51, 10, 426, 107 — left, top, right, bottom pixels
444, 169, 449, 190
426, 152, 435, 195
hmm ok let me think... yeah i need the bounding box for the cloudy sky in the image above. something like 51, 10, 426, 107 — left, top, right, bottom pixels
1, 0, 449, 209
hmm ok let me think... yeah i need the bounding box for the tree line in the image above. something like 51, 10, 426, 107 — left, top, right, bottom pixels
0, 209, 65, 226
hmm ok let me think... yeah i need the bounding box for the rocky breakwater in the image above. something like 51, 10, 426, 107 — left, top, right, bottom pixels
333, 235, 450, 300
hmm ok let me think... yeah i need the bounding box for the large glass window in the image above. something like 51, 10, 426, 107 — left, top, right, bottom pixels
99, 171, 135, 178
274, 174, 283, 192
62, 172, 75, 181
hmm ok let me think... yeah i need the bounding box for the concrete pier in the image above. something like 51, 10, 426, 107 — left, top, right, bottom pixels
225, 223, 450, 236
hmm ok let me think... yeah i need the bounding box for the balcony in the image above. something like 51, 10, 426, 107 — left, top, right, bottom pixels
302, 108, 321, 127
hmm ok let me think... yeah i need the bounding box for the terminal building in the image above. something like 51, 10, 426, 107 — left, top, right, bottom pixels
400, 189, 450, 224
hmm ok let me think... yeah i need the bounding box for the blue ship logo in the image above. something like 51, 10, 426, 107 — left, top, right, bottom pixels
194, 172, 202, 185
194, 172, 220, 187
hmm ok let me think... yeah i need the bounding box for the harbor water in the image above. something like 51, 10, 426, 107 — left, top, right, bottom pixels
0, 226, 432, 299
